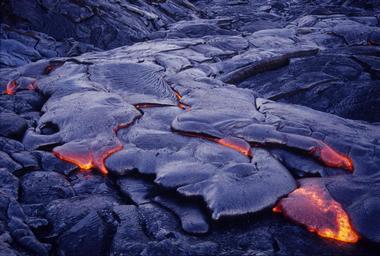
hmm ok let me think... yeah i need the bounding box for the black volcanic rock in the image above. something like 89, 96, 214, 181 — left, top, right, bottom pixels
45, 195, 119, 237
20, 171, 75, 204
154, 195, 209, 234
0, 24, 99, 68
0, 168, 19, 198
0, 151, 22, 174
56, 210, 113, 256
0, 112, 27, 139
2, 0, 199, 49
110, 205, 148, 256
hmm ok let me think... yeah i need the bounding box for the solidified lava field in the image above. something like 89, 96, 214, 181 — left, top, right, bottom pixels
1, 0, 380, 255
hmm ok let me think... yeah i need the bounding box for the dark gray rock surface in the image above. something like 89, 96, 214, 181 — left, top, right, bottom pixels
1, 0, 379, 255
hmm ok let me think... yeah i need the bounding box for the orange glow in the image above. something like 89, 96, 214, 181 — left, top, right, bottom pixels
175, 131, 252, 158
217, 136, 252, 157
178, 102, 190, 111
4, 80, 17, 95
53, 143, 94, 171
272, 205, 282, 213
273, 182, 359, 243
113, 116, 140, 134
94, 143, 123, 175
173, 89, 182, 101
53, 140, 123, 175
27, 81, 38, 91
171, 87, 190, 111
44, 65, 54, 74
43, 62, 64, 75
310, 144, 353, 172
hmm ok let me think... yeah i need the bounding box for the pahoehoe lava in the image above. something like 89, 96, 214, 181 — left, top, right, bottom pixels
1, 0, 380, 255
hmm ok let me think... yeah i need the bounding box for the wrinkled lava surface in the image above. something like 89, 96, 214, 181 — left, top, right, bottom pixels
1, 0, 380, 255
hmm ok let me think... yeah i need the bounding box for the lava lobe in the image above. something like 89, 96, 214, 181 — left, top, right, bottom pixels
273, 179, 359, 243
310, 144, 354, 172
53, 136, 123, 175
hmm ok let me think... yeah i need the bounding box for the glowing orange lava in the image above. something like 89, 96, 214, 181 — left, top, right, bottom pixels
173, 89, 182, 101
175, 131, 252, 158
273, 181, 359, 243
172, 87, 190, 111
310, 144, 353, 172
95, 143, 123, 175
4, 80, 17, 95
272, 205, 282, 213
217, 136, 252, 157
53, 143, 94, 171
53, 139, 123, 175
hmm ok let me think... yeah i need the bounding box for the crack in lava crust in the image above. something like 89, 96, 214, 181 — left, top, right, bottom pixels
273, 180, 359, 243
217, 137, 252, 157
174, 130, 253, 158
3, 80, 17, 95
171, 87, 190, 111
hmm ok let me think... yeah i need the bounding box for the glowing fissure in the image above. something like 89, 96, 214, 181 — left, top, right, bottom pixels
3, 80, 17, 95
171, 87, 191, 111
175, 131, 252, 158
44, 62, 64, 75
273, 182, 359, 243
217, 137, 252, 157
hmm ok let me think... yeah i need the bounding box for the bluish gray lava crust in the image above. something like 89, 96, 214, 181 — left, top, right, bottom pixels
1, 0, 380, 255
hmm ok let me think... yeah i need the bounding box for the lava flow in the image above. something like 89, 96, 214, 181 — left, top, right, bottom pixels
53, 137, 123, 175
3, 80, 17, 95
273, 181, 359, 243
310, 143, 354, 172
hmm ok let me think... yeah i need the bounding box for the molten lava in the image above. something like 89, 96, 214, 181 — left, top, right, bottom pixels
53, 142, 94, 171
273, 181, 359, 243
217, 136, 252, 157
171, 87, 190, 111
310, 144, 353, 172
175, 131, 252, 158
53, 138, 123, 175
4, 80, 17, 95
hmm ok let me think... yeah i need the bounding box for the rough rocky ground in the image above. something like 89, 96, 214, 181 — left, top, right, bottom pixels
1, 0, 380, 255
